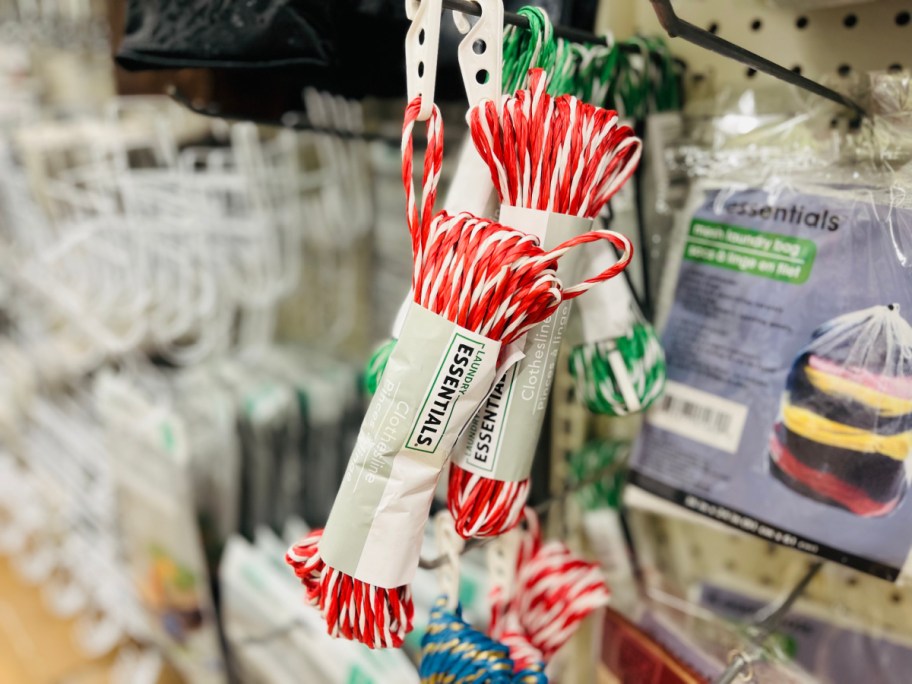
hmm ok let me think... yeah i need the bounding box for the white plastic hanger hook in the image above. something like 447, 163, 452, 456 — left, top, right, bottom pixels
433, 511, 464, 612
457, 0, 503, 110
486, 526, 521, 604
405, 0, 443, 121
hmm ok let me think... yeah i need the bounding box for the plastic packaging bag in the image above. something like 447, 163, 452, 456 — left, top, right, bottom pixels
771, 304, 912, 517
628, 173, 912, 581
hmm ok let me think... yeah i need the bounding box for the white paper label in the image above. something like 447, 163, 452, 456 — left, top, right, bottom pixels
454, 206, 592, 482
647, 380, 748, 455
577, 240, 638, 344
442, 136, 497, 217
391, 295, 411, 338
320, 303, 501, 588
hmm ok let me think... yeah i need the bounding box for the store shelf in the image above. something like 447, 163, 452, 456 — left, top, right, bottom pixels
0, 557, 182, 684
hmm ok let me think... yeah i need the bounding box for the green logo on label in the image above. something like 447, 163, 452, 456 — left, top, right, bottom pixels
684, 219, 817, 284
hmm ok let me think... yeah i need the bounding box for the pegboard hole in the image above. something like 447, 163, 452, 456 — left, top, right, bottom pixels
795, 16, 809, 30
745, 67, 758, 79
707, 22, 719, 34
843, 14, 857, 29
837, 64, 852, 77
845, 575, 858, 587
473, 39, 486, 55
750, 18, 762, 31
891, 591, 904, 604
889, 63, 904, 73
692, 73, 706, 84
897, 11, 910, 27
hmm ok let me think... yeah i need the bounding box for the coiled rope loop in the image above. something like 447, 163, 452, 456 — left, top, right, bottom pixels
288, 97, 626, 649
447, 68, 641, 540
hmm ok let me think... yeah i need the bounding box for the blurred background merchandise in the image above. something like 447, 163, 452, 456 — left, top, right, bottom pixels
0, 1, 911, 683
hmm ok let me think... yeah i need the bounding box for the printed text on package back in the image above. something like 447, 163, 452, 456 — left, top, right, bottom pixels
684, 219, 817, 284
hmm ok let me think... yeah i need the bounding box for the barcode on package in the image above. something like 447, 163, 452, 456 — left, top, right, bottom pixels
647, 381, 748, 454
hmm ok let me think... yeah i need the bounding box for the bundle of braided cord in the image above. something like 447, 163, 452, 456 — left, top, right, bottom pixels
565, 31, 679, 419
569, 317, 666, 416
288, 96, 631, 648
362, 12, 683, 399
362, 5, 561, 398
419, 510, 609, 682
491, 508, 611, 675
446, 67, 641, 539
419, 597, 546, 683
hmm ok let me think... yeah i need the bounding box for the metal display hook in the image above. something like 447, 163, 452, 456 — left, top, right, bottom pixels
168, 1, 867, 126
440, 0, 866, 118
648, 0, 866, 119
715, 560, 825, 684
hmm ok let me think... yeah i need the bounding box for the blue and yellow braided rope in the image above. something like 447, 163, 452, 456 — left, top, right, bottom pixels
419, 597, 547, 684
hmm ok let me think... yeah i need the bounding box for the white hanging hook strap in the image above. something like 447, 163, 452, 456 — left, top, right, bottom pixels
434, 510, 465, 612
406, 0, 443, 121
486, 525, 522, 611
451, 5, 470, 33
457, 0, 503, 110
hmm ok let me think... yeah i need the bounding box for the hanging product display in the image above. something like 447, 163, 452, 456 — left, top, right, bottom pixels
500, 6, 558, 94
570, 244, 666, 416
16, 1, 912, 681
362, 16, 680, 415
550, 31, 676, 420
95, 372, 226, 683
418, 508, 609, 683
286, 97, 631, 648
569, 440, 637, 611
629, 175, 912, 581
448, 67, 641, 539
418, 597, 545, 683
361, 5, 563, 399
488, 508, 611, 674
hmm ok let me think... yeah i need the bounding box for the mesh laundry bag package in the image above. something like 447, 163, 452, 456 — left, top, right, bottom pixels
771, 306, 912, 519
628, 165, 912, 580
